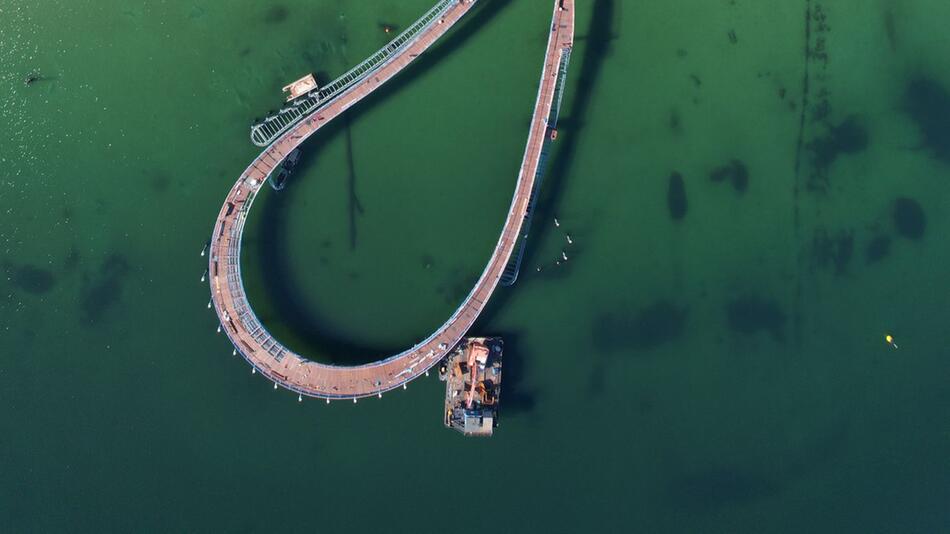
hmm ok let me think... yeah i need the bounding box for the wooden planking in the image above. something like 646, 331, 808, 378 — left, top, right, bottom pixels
208, 0, 575, 399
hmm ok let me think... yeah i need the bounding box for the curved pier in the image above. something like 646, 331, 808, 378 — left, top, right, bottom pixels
250, 0, 462, 147
208, 0, 575, 400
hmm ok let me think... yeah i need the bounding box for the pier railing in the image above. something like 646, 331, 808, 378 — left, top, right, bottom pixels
221, 184, 289, 364
500, 46, 573, 286
209, 0, 572, 399
250, 0, 460, 147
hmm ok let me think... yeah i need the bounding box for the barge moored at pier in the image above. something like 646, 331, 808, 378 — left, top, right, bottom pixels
440, 338, 503, 437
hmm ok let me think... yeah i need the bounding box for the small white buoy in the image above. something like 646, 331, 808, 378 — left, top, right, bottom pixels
252, 367, 256, 374
298, 394, 302, 402
554, 217, 560, 227
216, 325, 221, 333
207, 300, 212, 309
566, 234, 573, 244
232, 349, 237, 356
200, 271, 207, 283
562, 251, 569, 261
274, 382, 278, 390
200, 243, 208, 257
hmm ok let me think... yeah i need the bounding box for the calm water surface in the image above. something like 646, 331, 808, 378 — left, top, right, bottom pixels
2, 1, 949, 532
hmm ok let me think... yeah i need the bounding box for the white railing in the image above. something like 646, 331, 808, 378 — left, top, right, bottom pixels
249, 0, 459, 147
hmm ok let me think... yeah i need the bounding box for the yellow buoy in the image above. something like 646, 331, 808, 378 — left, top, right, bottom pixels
885, 334, 898, 349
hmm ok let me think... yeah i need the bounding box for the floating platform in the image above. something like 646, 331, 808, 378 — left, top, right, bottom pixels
283, 74, 319, 102
439, 337, 503, 437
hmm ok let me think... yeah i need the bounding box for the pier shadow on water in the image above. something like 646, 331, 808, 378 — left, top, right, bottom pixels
257, 199, 402, 365
490, 330, 538, 414
478, 0, 616, 329
524, 0, 616, 260
255, 116, 401, 365
342, 112, 364, 250
246, 4, 517, 365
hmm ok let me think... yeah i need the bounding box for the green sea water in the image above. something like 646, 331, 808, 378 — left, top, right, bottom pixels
2, 1, 949, 532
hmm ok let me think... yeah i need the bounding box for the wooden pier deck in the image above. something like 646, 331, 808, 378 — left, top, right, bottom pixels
208, 0, 575, 400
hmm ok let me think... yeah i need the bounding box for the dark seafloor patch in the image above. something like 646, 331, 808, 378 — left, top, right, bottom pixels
593, 300, 688, 351
884, 7, 899, 51
670, 467, 779, 510
147, 170, 171, 194
812, 228, 854, 275
893, 197, 926, 239
264, 5, 289, 24
667, 172, 687, 220
810, 116, 869, 174
669, 109, 682, 134
710, 159, 749, 194
726, 295, 786, 341
63, 246, 81, 272
80, 254, 131, 325
7, 263, 56, 295
904, 77, 950, 163
865, 235, 891, 263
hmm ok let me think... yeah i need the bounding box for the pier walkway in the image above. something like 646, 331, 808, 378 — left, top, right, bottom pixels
208, 0, 574, 400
